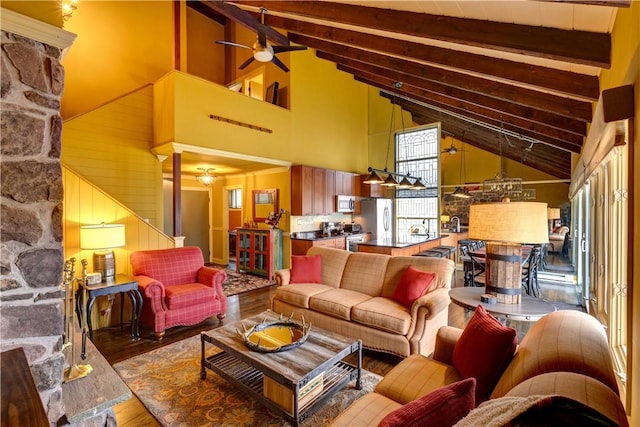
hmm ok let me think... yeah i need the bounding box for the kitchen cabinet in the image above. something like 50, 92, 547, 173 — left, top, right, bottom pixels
236, 228, 282, 279
291, 236, 346, 255
335, 171, 358, 196
292, 166, 360, 215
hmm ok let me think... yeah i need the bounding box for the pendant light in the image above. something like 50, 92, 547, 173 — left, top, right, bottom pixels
196, 168, 216, 186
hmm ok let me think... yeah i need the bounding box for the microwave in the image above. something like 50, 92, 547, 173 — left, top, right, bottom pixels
335, 195, 356, 213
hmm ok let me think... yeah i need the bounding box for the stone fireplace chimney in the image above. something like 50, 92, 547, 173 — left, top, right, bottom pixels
1, 19, 73, 422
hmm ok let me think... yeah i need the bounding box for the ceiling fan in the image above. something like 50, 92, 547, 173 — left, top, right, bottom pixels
442, 142, 459, 155
215, 8, 307, 73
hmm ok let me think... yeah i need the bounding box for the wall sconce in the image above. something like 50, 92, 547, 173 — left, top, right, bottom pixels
62, 0, 78, 21
196, 168, 216, 186
80, 223, 125, 282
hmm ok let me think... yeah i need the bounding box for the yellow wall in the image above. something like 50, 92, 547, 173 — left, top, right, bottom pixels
1, 1, 61, 27
597, 4, 639, 424
61, 1, 174, 119
62, 166, 174, 328
62, 86, 163, 228
185, 6, 225, 84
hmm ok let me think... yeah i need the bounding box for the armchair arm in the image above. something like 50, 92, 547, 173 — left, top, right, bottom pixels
275, 269, 291, 287
406, 287, 452, 356
135, 275, 168, 312
432, 326, 463, 364
197, 266, 228, 298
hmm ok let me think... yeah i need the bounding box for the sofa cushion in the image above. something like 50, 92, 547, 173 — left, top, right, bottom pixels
340, 252, 390, 296
164, 283, 216, 310
290, 255, 322, 284
392, 266, 436, 307
452, 305, 517, 403
309, 288, 372, 320
331, 391, 402, 427
274, 284, 333, 309
307, 247, 351, 288
378, 377, 476, 427
375, 354, 463, 405
351, 297, 412, 335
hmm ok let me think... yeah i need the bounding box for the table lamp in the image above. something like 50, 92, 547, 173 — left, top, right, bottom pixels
468, 200, 548, 303
80, 223, 125, 282
547, 207, 561, 233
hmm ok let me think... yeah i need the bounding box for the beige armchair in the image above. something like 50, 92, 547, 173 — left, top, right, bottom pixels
548, 226, 569, 253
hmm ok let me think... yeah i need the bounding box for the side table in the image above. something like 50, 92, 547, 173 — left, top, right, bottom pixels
449, 287, 556, 322
76, 274, 142, 341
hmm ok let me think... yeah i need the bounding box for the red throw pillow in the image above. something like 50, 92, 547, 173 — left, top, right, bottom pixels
289, 255, 322, 284
377, 377, 476, 427
392, 265, 436, 307
452, 305, 517, 403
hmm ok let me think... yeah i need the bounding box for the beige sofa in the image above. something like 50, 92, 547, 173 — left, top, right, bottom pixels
548, 225, 569, 253
331, 309, 628, 426
272, 247, 455, 357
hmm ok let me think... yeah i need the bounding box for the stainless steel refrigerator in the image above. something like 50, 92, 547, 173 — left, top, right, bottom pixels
356, 198, 393, 243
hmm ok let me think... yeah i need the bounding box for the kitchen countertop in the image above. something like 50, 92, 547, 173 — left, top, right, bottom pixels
440, 227, 469, 234
358, 234, 442, 248
291, 232, 367, 241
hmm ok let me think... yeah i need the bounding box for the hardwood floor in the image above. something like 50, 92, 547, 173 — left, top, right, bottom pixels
101, 255, 579, 426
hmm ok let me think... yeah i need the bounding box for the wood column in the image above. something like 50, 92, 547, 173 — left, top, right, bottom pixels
173, 152, 182, 237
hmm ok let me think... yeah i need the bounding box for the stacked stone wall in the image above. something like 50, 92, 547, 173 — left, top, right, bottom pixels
1, 30, 66, 422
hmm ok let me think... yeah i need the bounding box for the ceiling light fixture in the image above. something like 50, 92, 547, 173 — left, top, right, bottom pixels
62, 0, 78, 21
196, 168, 216, 186
365, 82, 426, 190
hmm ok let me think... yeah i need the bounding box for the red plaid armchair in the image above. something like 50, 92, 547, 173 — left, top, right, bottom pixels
130, 246, 227, 339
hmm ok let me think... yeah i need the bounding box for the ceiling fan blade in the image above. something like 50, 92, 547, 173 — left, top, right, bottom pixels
272, 45, 308, 54
257, 23, 267, 48
239, 56, 255, 70
215, 40, 252, 50
271, 55, 289, 73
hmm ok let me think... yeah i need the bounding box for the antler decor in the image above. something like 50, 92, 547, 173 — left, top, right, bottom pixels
236, 312, 311, 353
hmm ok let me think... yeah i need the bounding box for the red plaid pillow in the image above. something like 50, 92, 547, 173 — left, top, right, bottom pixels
377, 378, 476, 427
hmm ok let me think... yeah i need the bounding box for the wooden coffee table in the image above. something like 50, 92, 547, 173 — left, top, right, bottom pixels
200, 311, 362, 426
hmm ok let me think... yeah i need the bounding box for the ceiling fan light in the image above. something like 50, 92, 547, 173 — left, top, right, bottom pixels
363, 170, 384, 184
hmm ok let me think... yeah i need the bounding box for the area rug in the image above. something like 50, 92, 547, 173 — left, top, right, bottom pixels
219, 267, 276, 297
113, 333, 380, 426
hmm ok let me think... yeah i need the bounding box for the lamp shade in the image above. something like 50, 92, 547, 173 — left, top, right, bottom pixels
469, 202, 549, 244
547, 207, 561, 220
80, 224, 125, 250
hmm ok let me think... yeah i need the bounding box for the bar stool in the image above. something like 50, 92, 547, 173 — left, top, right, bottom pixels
414, 250, 443, 258
434, 245, 456, 260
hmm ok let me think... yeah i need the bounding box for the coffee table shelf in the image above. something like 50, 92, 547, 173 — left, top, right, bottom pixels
200, 311, 362, 426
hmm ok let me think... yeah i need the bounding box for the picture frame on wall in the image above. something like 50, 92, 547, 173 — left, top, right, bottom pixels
266, 82, 279, 105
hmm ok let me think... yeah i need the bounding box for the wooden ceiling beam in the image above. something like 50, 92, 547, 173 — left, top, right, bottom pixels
307, 36, 592, 123
405, 104, 572, 179
200, 1, 290, 46
265, 15, 598, 101
352, 72, 583, 153
534, 0, 631, 7
231, 1, 611, 67
328, 56, 587, 143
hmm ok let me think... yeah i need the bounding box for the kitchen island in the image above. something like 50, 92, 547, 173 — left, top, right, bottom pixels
357, 234, 444, 256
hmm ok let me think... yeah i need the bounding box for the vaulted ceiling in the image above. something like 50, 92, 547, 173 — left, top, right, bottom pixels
196, 0, 631, 179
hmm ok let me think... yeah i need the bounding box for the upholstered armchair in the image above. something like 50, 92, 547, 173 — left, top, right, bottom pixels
548, 226, 570, 253
130, 246, 227, 339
